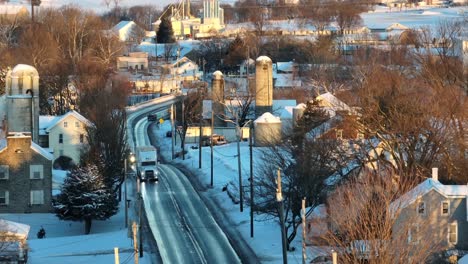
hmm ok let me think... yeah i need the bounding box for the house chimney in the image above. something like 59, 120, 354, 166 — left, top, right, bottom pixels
432, 168, 438, 181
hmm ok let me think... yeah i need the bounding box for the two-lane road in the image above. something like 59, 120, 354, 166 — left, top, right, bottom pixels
141, 164, 240, 264
129, 103, 242, 263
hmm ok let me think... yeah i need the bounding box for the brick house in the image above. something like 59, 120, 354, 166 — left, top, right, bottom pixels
0, 133, 53, 213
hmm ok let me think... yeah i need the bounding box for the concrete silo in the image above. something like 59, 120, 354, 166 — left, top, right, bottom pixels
254, 112, 282, 147
292, 103, 306, 127
6, 64, 40, 143
212, 70, 225, 127
255, 56, 273, 118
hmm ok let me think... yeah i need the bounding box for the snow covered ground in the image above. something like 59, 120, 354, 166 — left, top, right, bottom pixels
152, 121, 324, 263
1, 168, 154, 264
0, 117, 323, 264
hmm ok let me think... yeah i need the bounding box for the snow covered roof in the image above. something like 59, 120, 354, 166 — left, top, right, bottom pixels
0, 219, 30, 240
459, 254, 468, 264
274, 74, 302, 88
390, 178, 468, 219
39, 115, 61, 135
113, 20, 135, 31
10, 64, 38, 77
315, 92, 351, 113
256, 56, 272, 63
44, 110, 92, 132
31, 141, 53, 160
202, 99, 296, 120
275, 61, 296, 73
255, 112, 281, 123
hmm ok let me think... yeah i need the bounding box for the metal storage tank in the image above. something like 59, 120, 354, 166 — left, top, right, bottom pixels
292, 103, 306, 127
255, 56, 273, 117
6, 64, 40, 143
212, 70, 225, 127
254, 112, 282, 147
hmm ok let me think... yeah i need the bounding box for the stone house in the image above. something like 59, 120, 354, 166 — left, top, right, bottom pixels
0, 133, 53, 213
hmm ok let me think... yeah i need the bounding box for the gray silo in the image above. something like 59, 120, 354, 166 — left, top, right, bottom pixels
212, 70, 225, 127
6, 64, 40, 143
255, 56, 273, 117
254, 112, 282, 147
292, 103, 306, 127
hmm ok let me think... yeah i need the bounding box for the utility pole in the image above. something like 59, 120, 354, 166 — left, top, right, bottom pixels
171, 104, 175, 160
237, 115, 243, 212
114, 248, 120, 264
249, 122, 254, 237
302, 198, 307, 264
182, 99, 185, 160
139, 193, 143, 257
133, 222, 139, 264
124, 158, 128, 228
277, 169, 287, 264
199, 113, 202, 169
332, 250, 337, 264
210, 108, 214, 187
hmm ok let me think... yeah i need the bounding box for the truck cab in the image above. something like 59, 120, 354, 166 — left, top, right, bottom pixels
136, 146, 159, 182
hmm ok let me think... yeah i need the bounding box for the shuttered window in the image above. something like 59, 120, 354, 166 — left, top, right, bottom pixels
0, 165, 9, 179
30, 165, 43, 179
0, 191, 9, 205
448, 222, 457, 244
441, 201, 449, 215
30, 190, 44, 205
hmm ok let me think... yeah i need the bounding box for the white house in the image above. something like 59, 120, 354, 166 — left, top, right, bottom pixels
117, 52, 149, 71
39, 110, 92, 166
112, 21, 143, 43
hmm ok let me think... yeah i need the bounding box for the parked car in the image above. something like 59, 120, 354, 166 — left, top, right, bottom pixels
147, 114, 157, 122
202, 134, 227, 146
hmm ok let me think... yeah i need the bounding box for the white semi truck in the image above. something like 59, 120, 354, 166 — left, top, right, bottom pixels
135, 146, 159, 182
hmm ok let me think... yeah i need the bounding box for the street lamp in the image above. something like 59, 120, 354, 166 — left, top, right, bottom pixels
125, 153, 136, 228
277, 169, 288, 264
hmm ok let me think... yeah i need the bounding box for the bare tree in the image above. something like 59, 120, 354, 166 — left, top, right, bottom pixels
322, 169, 443, 264
254, 102, 352, 249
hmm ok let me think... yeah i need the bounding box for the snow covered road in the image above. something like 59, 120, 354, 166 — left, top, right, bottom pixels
141, 165, 240, 264
129, 98, 241, 263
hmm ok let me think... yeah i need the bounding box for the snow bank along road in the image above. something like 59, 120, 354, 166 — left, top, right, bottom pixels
128, 98, 241, 263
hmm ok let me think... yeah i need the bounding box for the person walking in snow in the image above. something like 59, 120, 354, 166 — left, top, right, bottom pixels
37, 226, 46, 239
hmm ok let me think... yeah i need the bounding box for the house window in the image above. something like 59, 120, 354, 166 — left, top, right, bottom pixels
441, 201, 450, 215
59, 134, 63, 144
0, 190, 9, 205
30, 190, 44, 205
357, 133, 365, 140
417, 201, 426, 215
0, 165, 9, 180
408, 224, 420, 244
30, 165, 43, 179
80, 134, 84, 143
64, 121, 68, 128
75, 122, 80, 128
448, 222, 457, 244
336, 129, 343, 140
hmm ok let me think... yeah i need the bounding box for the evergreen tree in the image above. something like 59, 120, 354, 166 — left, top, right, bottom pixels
156, 17, 175, 43
53, 164, 118, 234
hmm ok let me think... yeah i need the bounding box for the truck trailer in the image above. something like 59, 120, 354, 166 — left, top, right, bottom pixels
135, 146, 159, 182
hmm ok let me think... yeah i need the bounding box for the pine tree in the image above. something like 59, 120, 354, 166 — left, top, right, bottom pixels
156, 17, 175, 44
53, 164, 118, 234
